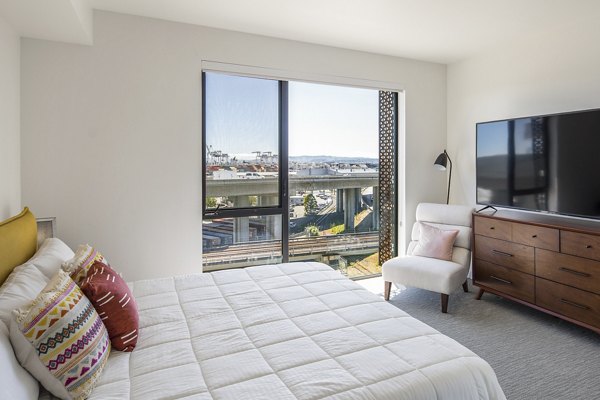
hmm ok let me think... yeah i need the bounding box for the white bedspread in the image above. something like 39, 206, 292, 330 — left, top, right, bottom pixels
43, 262, 506, 399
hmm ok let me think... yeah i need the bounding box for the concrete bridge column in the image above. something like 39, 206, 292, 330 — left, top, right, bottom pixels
373, 186, 380, 231
263, 195, 282, 240
233, 196, 250, 243
343, 188, 357, 231
258, 194, 278, 207
336, 189, 344, 212
355, 188, 362, 211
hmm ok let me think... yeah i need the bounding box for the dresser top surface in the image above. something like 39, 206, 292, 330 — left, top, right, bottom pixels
473, 209, 600, 235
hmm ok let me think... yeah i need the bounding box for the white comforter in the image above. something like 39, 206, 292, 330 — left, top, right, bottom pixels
44, 262, 506, 399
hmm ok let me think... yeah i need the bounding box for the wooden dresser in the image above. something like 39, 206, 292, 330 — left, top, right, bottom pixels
472, 210, 600, 333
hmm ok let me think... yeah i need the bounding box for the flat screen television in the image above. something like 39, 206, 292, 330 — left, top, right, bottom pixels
476, 108, 600, 219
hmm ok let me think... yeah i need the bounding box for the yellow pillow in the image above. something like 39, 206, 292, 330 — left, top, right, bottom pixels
0, 207, 38, 285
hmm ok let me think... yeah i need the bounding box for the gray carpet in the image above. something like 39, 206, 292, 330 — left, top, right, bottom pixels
387, 282, 600, 400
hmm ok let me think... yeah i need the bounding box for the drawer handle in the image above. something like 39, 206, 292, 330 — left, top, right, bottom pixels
560, 298, 590, 310
490, 275, 512, 285
586, 245, 593, 249
531, 234, 537, 238
492, 249, 513, 257
490, 227, 495, 230
559, 267, 591, 278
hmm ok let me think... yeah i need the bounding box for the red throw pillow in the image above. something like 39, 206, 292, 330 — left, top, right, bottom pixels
80, 261, 139, 351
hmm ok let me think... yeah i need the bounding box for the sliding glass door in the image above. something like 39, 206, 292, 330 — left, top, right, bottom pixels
202, 71, 397, 278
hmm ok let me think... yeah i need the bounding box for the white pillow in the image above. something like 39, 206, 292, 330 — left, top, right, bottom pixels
0, 240, 73, 400
0, 320, 39, 400
0, 263, 48, 327
27, 238, 74, 279
0, 264, 47, 400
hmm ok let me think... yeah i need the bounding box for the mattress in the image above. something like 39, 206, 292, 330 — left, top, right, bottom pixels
42, 262, 505, 399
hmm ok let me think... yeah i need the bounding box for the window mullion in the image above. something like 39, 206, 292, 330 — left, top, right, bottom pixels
280, 81, 290, 262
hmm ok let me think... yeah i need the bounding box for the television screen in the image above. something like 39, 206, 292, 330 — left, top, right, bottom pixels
476, 109, 600, 219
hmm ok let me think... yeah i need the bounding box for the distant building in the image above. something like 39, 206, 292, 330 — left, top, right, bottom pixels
290, 195, 304, 206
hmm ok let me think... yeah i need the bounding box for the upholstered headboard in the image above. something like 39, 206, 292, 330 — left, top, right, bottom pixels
0, 207, 37, 285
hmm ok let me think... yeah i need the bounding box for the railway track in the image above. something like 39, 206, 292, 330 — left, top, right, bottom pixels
203, 232, 379, 266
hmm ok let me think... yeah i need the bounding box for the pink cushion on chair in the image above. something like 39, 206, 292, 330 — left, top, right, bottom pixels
412, 222, 459, 261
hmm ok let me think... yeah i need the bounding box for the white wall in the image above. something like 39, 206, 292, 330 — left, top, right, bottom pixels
21, 11, 447, 280
447, 21, 600, 207
0, 16, 20, 219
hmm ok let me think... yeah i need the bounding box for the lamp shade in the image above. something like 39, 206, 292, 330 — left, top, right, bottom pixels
434, 151, 448, 170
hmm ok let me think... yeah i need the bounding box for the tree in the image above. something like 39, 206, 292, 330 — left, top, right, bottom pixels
206, 197, 217, 208
331, 224, 345, 235
306, 225, 320, 237
304, 193, 318, 215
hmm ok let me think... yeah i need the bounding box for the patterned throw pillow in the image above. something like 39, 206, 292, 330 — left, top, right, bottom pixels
80, 262, 139, 351
10, 270, 111, 400
62, 245, 108, 286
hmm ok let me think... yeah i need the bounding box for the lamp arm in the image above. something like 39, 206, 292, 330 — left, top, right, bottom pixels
445, 150, 452, 204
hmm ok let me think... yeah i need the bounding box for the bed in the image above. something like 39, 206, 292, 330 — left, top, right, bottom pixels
1, 208, 506, 400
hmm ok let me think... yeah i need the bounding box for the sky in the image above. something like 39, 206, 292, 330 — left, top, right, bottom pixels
205, 73, 279, 161
205, 72, 379, 160
288, 82, 379, 158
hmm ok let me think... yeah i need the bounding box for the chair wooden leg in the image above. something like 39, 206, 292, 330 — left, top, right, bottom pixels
462, 279, 469, 292
441, 293, 449, 313
384, 281, 391, 301
475, 288, 485, 300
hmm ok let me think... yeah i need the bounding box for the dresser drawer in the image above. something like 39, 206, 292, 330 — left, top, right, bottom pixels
474, 260, 534, 303
536, 278, 600, 329
474, 217, 512, 241
561, 231, 600, 261
536, 249, 600, 295
512, 223, 559, 251
474, 235, 534, 274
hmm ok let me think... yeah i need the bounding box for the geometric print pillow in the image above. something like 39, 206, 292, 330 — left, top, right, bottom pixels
80, 262, 139, 351
10, 270, 111, 400
62, 244, 108, 286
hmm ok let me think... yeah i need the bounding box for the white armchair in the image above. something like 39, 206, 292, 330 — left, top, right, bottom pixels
382, 203, 474, 313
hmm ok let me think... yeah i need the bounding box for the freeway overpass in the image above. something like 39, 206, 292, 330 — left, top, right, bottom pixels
206, 174, 380, 232
206, 174, 378, 196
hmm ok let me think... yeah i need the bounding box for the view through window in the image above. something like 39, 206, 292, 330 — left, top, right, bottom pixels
202, 72, 397, 278
287, 82, 381, 277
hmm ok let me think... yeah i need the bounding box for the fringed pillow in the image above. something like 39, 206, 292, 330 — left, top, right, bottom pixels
10, 270, 111, 400
62, 245, 108, 286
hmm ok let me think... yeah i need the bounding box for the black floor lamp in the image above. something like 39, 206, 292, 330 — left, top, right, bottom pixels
434, 150, 452, 204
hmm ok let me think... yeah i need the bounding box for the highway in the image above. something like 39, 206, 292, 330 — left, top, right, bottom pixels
203, 231, 379, 270
206, 174, 378, 197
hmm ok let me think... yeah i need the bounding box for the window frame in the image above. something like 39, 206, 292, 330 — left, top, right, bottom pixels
202, 70, 398, 272
202, 72, 289, 259
202, 73, 288, 215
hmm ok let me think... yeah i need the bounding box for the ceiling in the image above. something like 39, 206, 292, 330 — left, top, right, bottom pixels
2, 0, 600, 64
